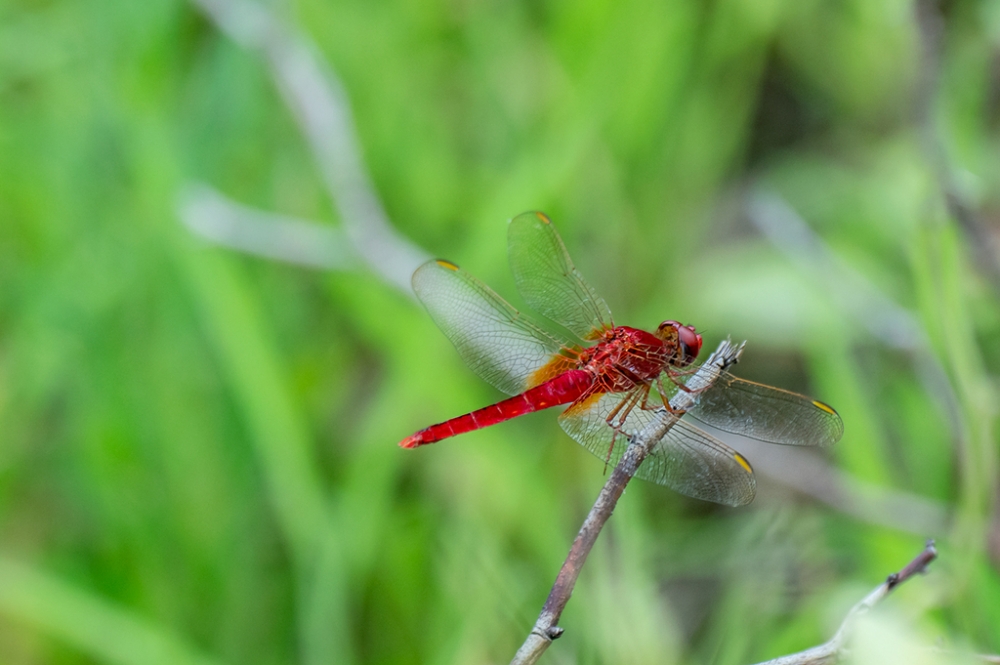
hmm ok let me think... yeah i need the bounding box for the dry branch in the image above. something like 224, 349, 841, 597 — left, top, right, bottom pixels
510, 339, 746, 665
749, 541, 938, 665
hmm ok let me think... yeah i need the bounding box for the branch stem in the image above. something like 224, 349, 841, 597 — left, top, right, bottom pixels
749, 541, 938, 665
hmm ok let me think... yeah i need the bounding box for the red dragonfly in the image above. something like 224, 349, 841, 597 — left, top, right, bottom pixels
400, 212, 843, 505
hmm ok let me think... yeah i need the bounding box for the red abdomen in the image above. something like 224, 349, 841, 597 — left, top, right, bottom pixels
399, 369, 593, 448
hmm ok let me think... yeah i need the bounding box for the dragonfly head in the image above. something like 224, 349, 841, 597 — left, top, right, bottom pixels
657, 320, 702, 366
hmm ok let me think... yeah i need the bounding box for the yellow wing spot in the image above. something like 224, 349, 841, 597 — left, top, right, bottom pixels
734, 452, 753, 474
534, 211, 552, 225
435, 259, 460, 271
812, 400, 838, 416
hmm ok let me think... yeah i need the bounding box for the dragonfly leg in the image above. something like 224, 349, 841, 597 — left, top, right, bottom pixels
601, 387, 645, 472
655, 375, 691, 415
662, 365, 711, 395
638, 384, 661, 411
605, 385, 646, 429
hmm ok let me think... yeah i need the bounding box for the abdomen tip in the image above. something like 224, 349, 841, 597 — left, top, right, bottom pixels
399, 434, 423, 449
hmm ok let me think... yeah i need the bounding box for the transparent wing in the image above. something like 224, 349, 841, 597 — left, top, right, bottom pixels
507, 211, 613, 341
685, 372, 844, 447
412, 259, 577, 396
558, 391, 756, 507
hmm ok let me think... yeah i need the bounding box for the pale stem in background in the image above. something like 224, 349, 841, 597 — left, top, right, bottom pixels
188, 0, 429, 292
746, 192, 968, 519
746, 192, 961, 531
510, 340, 745, 665
179, 183, 355, 270
746, 191, 965, 450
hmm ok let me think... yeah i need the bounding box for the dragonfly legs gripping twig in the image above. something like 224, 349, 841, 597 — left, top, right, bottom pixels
656, 373, 704, 413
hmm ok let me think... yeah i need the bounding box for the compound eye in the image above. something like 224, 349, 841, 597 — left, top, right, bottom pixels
676, 324, 703, 364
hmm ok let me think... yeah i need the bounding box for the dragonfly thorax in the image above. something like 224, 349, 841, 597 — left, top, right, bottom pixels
580, 326, 672, 392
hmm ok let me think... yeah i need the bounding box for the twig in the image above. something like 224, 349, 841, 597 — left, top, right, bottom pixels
189, 0, 429, 293
178, 182, 355, 270
749, 541, 938, 665
510, 340, 746, 665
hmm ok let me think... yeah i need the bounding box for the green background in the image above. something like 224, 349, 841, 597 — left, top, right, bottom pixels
2, 0, 999, 663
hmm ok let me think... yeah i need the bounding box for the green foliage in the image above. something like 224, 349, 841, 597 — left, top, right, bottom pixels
1, 0, 998, 663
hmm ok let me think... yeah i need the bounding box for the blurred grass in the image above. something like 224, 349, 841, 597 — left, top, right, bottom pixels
2, 0, 1000, 663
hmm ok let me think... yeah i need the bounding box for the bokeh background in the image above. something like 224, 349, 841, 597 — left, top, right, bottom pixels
2, 0, 1000, 663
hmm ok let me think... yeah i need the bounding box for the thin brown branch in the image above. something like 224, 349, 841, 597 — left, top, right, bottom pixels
510, 340, 746, 665
749, 541, 938, 665
188, 0, 429, 293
